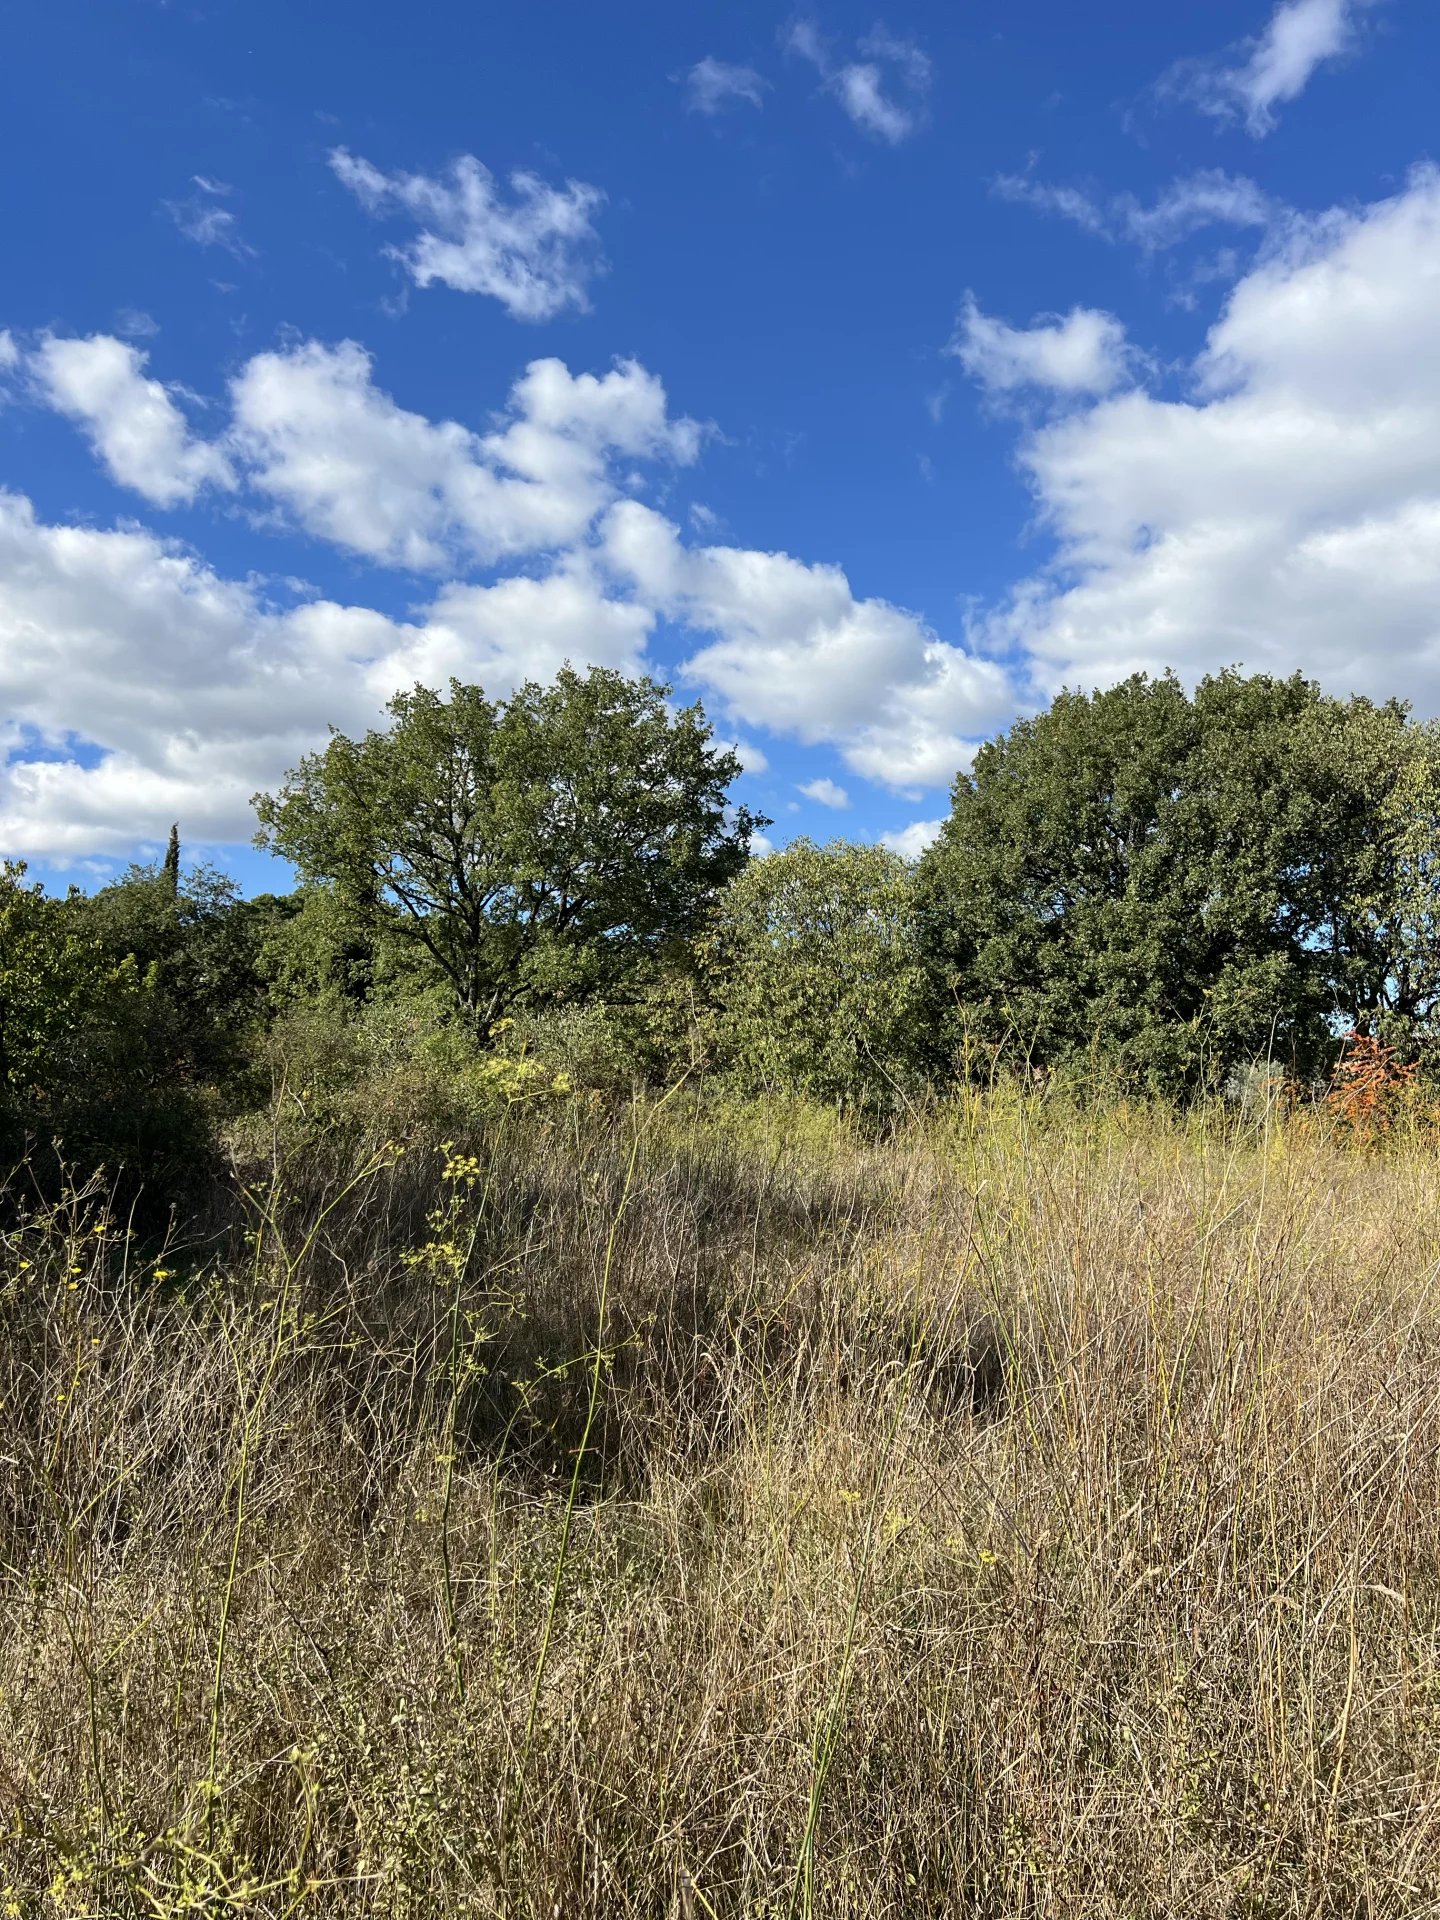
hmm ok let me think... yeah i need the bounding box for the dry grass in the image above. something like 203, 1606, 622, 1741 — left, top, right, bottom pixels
4, 1089, 1440, 1917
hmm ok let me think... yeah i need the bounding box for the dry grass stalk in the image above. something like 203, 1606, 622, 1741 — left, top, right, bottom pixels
2, 1092, 1440, 1916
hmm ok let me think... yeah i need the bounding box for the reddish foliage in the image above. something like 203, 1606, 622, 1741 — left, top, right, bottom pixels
1325, 1032, 1418, 1138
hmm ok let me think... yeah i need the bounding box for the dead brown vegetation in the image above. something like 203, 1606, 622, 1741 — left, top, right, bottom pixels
3, 1092, 1440, 1917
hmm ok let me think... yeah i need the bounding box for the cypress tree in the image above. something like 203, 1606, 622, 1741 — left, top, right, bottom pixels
163, 824, 181, 895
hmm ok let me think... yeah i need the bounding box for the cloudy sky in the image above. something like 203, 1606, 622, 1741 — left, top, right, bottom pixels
2, 0, 1436, 883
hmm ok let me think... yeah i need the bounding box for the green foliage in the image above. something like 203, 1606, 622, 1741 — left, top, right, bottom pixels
1306, 712, 1440, 1050
253, 667, 764, 1037
13, 662, 1440, 1204
0, 862, 178, 1183
0, 864, 112, 1121
710, 839, 926, 1109
251, 881, 385, 1014
917, 671, 1435, 1097
78, 859, 265, 1089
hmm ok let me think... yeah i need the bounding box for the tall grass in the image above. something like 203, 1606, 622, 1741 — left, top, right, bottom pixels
3, 1090, 1440, 1915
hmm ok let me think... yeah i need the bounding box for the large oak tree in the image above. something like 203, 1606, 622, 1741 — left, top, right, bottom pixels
916, 671, 1440, 1096
253, 667, 764, 1037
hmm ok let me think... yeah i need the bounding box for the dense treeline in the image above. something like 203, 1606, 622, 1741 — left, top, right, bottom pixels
4, 662, 1439, 1198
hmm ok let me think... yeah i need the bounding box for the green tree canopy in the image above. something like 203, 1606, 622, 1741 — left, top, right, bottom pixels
0, 861, 211, 1195
710, 838, 926, 1109
77, 859, 263, 1088
0, 863, 107, 1122
253, 667, 764, 1036
916, 670, 1437, 1096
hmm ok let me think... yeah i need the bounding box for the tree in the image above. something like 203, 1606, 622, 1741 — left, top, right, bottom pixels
0, 864, 103, 1122
249, 883, 381, 1015
163, 823, 181, 895
710, 839, 926, 1109
1308, 713, 1440, 1044
0, 862, 203, 1194
77, 859, 263, 1090
916, 671, 1434, 1097
253, 668, 764, 1037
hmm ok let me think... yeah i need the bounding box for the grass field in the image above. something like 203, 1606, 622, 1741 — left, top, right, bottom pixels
4, 1089, 1440, 1916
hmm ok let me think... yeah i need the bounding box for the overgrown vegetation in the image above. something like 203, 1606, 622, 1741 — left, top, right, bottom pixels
7, 1094, 1440, 1916
6, 663, 1440, 1913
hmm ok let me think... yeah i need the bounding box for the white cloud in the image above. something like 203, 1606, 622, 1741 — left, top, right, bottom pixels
370, 565, 653, 699
833, 65, 913, 143
1237, 0, 1363, 132
0, 490, 658, 858
0, 490, 395, 854
0, 331, 17, 375
785, 20, 828, 66
165, 184, 252, 257
992, 175, 1112, 239
17, 324, 702, 573
5, 318, 1015, 851
949, 295, 1134, 398
1170, 0, 1378, 137
684, 57, 768, 113
32, 335, 235, 507
329, 148, 604, 321
880, 817, 943, 859
995, 169, 1275, 251
786, 20, 931, 144
985, 166, 1440, 713
502, 354, 703, 463
602, 500, 1014, 787
114, 308, 160, 340
1126, 172, 1276, 248
724, 738, 769, 775
798, 775, 850, 808
228, 341, 699, 570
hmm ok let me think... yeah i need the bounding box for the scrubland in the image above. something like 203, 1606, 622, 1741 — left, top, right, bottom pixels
4, 1089, 1440, 1917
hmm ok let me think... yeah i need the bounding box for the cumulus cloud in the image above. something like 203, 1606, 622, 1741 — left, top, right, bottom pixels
6, 322, 1016, 853
31, 334, 236, 507
228, 341, 700, 570
994, 169, 1276, 251
602, 499, 1014, 787
329, 148, 605, 320
0, 330, 21, 372
0, 490, 396, 854
798, 775, 850, 808
984, 166, 1440, 713
949, 295, 1134, 398
21, 334, 698, 572
371, 566, 653, 698
23, 334, 700, 569
684, 57, 768, 113
0, 490, 655, 858
786, 20, 931, 143
879, 817, 943, 859
1168, 0, 1378, 137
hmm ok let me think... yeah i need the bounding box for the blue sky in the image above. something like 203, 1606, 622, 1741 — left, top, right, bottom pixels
2, 0, 1436, 889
